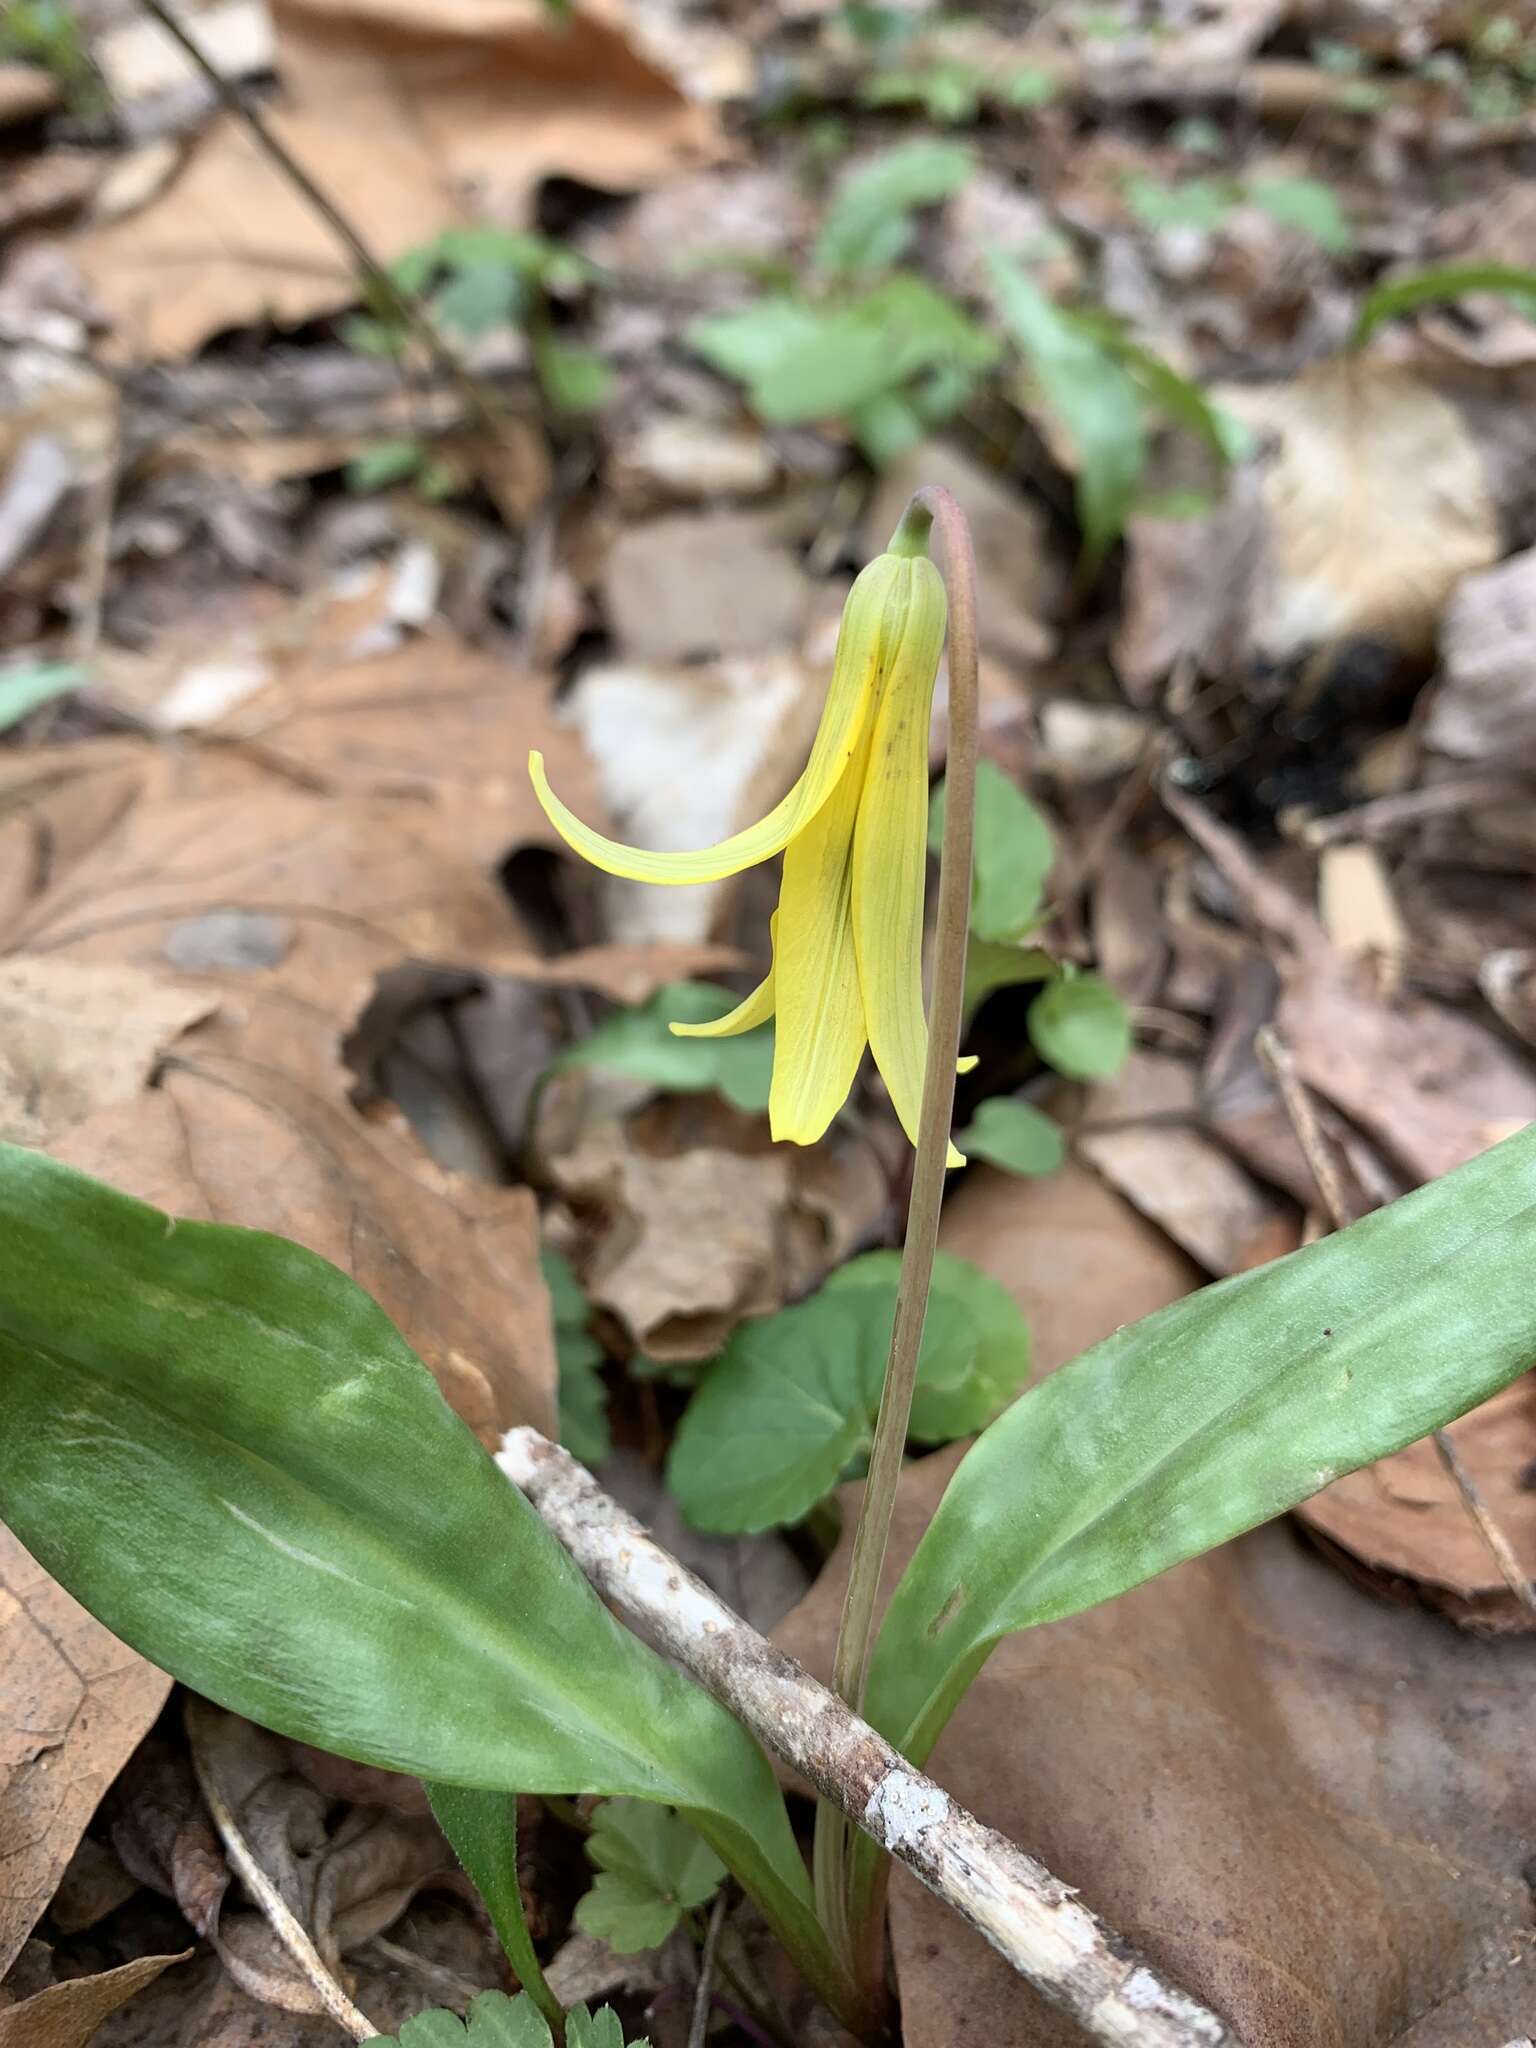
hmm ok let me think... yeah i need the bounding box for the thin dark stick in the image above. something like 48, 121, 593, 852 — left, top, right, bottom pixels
135, 0, 507, 446
688, 1895, 726, 2048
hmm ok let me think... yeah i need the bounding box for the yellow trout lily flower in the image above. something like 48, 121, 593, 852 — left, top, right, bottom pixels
529, 528, 961, 1158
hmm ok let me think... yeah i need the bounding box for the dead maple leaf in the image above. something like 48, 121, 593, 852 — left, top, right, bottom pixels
0, 1526, 172, 1978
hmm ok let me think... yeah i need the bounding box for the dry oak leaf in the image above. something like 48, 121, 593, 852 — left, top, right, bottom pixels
11, 781, 541, 1100
222, 639, 605, 873
0, 958, 214, 1148
0, 1526, 172, 1978
49, 1060, 558, 1446
71, 0, 720, 357
0, 1950, 191, 2047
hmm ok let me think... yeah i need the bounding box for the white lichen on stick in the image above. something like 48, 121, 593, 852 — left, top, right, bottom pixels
497, 1427, 1240, 2048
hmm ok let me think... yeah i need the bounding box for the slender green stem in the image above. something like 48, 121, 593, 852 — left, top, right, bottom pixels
812, 485, 979, 2024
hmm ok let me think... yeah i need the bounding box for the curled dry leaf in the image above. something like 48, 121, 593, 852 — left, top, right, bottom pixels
183, 1700, 457, 2022
0, 1526, 172, 1978
539, 1082, 891, 1362
71, 0, 720, 357
1427, 541, 1536, 770
0, 1949, 191, 2048
1169, 787, 1536, 1184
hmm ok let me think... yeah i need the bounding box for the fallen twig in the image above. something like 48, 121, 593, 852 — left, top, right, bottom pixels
498, 1428, 1239, 2048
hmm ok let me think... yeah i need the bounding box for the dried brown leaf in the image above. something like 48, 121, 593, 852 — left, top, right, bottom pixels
72, 0, 720, 357
1078, 1052, 1300, 1276
0, 959, 214, 1147
1428, 542, 1536, 770
1300, 1377, 1536, 1633
540, 1084, 890, 1361
184, 1700, 455, 2021
0, 1950, 191, 2047
1118, 364, 1503, 697
50, 1062, 557, 1445
0, 1528, 171, 1977
936, 1157, 1202, 1376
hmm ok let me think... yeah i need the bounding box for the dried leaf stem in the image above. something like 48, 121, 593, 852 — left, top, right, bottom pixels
500, 1429, 1238, 2048
186, 1701, 377, 2043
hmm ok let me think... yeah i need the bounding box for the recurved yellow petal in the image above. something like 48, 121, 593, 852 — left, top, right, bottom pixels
526, 554, 913, 886
671, 917, 777, 1039
769, 725, 873, 1146
852, 555, 960, 1161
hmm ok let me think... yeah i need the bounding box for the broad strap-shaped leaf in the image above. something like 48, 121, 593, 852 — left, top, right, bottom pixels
0, 1143, 837, 2011
869, 1123, 1536, 1770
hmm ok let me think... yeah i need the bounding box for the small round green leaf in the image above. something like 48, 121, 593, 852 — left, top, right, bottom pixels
956, 1097, 1065, 1177
1028, 972, 1131, 1079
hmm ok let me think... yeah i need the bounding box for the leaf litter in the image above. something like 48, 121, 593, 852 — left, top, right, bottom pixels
6, 0, 1536, 2039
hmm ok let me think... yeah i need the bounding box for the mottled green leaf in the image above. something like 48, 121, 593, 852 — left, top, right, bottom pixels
867, 1124, 1536, 1777
0, 1143, 834, 2004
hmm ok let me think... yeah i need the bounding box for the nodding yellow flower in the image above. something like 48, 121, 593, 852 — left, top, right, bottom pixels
530, 523, 961, 1159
